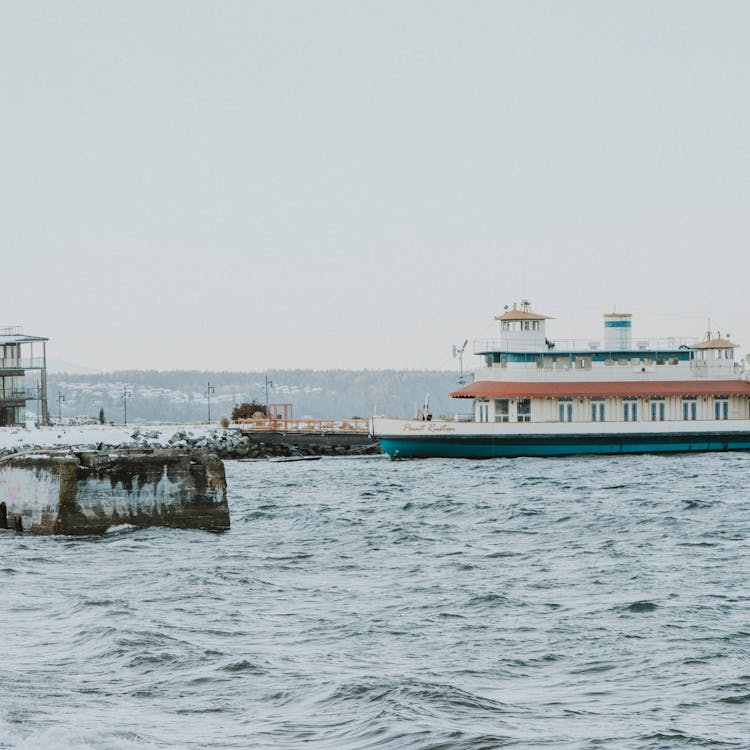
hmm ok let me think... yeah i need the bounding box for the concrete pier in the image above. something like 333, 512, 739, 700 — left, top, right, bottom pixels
0, 449, 229, 535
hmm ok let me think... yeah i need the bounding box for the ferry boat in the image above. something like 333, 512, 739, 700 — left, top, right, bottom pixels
372, 302, 750, 458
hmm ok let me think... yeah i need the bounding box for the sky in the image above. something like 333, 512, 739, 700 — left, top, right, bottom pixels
2, 1, 749, 371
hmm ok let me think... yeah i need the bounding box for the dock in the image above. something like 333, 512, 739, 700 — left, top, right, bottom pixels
231, 418, 380, 457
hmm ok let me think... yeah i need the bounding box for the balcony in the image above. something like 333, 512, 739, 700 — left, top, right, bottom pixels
0, 357, 46, 371
0, 388, 37, 404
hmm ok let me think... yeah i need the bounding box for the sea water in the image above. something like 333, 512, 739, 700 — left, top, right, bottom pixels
1, 453, 749, 749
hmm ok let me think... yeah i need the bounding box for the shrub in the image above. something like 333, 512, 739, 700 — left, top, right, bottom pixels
231, 401, 267, 421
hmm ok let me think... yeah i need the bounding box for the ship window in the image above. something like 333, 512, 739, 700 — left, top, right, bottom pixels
714, 397, 728, 420
631, 358, 641, 366
656, 357, 665, 365
591, 401, 605, 422
682, 397, 697, 420
517, 399, 531, 422
495, 399, 509, 422
604, 358, 615, 366
485, 355, 493, 367
669, 357, 679, 365
536, 356, 544, 369
618, 358, 628, 366
533, 321, 539, 331
623, 399, 638, 422
576, 357, 592, 370
643, 357, 653, 365
650, 397, 665, 421
558, 398, 573, 422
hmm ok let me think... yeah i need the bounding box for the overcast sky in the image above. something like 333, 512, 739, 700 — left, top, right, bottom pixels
2, 1, 749, 371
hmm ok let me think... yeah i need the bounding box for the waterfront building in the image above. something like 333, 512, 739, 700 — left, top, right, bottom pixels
0, 326, 49, 426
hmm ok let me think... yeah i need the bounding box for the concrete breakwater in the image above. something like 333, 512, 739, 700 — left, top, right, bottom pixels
0, 448, 229, 535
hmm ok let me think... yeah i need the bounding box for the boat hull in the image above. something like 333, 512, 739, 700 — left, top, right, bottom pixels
372, 419, 750, 458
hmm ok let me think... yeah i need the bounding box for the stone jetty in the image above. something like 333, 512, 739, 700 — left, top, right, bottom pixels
0, 448, 229, 535
142, 428, 382, 459
0, 426, 381, 461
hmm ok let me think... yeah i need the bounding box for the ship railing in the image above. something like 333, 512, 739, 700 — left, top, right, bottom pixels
474, 337, 700, 353
234, 417, 370, 434
0, 326, 22, 337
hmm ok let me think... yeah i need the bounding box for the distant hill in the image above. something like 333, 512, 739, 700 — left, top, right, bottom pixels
46, 369, 472, 423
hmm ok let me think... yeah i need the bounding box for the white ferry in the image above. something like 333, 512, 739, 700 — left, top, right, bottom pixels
372, 302, 750, 458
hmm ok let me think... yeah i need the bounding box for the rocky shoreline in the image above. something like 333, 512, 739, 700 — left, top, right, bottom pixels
0, 426, 383, 461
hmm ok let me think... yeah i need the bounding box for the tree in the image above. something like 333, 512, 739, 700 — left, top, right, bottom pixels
99, 408, 105, 424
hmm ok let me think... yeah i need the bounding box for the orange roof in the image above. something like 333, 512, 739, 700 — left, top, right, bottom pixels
450, 380, 750, 399
495, 310, 550, 321
695, 338, 737, 349
602, 312, 632, 318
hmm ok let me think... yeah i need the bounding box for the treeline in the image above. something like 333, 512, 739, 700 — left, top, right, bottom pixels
46, 369, 469, 423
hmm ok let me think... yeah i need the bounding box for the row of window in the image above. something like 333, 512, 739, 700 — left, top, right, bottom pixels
562, 397, 730, 422
483, 397, 735, 423
501, 320, 541, 332
488, 354, 686, 368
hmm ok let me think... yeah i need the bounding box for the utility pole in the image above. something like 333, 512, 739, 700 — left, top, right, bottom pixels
122, 387, 132, 425
264, 375, 273, 418
57, 391, 65, 422
206, 381, 215, 423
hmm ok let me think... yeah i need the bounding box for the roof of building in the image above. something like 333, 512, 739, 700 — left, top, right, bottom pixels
694, 337, 737, 350
450, 380, 750, 399
495, 310, 550, 321
495, 301, 551, 322
0, 334, 49, 344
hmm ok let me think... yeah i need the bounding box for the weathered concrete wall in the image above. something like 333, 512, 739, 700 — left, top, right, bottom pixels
0, 449, 229, 535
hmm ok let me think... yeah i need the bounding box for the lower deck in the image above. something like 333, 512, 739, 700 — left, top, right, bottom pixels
372, 417, 750, 458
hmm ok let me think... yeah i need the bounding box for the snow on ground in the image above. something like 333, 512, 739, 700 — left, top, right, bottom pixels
0, 423, 220, 452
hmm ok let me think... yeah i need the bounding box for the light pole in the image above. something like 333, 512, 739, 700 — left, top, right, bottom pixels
57, 391, 65, 422
264, 375, 273, 418
35, 382, 42, 425
206, 381, 215, 423
122, 387, 132, 425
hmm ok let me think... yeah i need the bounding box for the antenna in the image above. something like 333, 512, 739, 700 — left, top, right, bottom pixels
453, 339, 469, 384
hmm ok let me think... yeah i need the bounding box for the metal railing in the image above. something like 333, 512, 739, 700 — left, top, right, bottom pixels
0, 326, 22, 337
234, 418, 370, 433
0, 389, 36, 402
0, 357, 46, 370
474, 337, 700, 353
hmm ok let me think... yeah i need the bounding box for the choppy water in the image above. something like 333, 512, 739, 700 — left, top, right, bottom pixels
2, 453, 750, 749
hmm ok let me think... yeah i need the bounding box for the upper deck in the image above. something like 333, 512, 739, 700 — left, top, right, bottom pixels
471, 303, 744, 383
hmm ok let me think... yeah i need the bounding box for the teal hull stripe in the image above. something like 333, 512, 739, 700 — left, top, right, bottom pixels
378, 433, 750, 458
